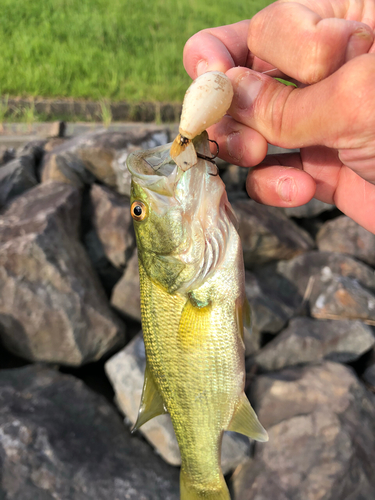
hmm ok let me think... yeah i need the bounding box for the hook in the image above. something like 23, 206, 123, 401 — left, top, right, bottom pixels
196, 139, 220, 164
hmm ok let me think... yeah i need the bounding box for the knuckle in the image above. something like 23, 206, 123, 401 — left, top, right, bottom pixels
297, 36, 338, 84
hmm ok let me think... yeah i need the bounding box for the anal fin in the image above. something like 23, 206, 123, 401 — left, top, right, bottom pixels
132, 361, 167, 432
227, 394, 268, 442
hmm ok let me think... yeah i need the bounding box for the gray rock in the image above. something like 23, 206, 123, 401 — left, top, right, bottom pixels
363, 348, 375, 390
90, 184, 135, 268
41, 128, 169, 192
0, 146, 16, 165
311, 275, 375, 323
0, 365, 179, 500
317, 215, 375, 267
278, 198, 335, 218
245, 271, 294, 337
0, 154, 38, 207
232, 199, 314, 268
254, 317, 375, 371
232, 362, 375, 500
363, 363, 375, 390
0, 182, 124, 365
254, 251, 375, 312
111, 250, 141, 321
220, 164, 248, 193
105, 332, 251, 475
82, 227, 123, 296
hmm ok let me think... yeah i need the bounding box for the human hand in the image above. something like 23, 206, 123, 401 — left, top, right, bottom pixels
183, 0, 375, 233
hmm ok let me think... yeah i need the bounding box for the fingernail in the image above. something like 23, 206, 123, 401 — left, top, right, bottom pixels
277, 177, 296, 202
196, 60, 208, 77
233, 71, 263, 111
227, 131, 243, 161
346, 26, 374, 61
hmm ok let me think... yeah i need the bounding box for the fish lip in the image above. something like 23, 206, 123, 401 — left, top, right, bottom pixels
127, 142, 177, 179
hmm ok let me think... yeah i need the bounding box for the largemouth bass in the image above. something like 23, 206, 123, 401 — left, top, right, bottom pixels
128, 132, 268, 500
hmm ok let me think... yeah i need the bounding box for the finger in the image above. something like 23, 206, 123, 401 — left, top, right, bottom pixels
250, 148, 375, 234
301, 146, 375, 233
183, 21, 251, 79
248, 1, 374, 83
207, 116, 268, 167
246, 154, 316, 207
226, 55, 375, 153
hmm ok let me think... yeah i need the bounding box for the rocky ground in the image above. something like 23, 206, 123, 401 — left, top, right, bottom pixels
0, 123, 374, 500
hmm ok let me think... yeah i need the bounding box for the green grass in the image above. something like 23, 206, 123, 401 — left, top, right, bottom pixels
0, 0, 274, 103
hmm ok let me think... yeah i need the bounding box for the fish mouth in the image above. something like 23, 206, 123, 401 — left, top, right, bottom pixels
127, 142, 181, 196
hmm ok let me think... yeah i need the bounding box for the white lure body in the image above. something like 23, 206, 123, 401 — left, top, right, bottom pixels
170, 71, 233, 171
179, 71, 234, 140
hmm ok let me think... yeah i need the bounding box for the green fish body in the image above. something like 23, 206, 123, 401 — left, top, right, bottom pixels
127, 133, 268, 500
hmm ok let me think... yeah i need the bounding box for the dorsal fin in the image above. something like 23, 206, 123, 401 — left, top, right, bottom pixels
132, 361, 167, 432
227, 394, 268, 442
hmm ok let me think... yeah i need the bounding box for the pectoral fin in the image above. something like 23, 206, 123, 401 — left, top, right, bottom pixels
132, 362, 167, 432
236, 297, 252, 341
227, 394, 268, 442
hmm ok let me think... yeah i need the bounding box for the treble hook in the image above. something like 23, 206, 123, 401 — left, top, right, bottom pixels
197, 139, 220, 176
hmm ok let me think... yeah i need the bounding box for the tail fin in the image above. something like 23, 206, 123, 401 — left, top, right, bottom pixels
180, 469, 230, 500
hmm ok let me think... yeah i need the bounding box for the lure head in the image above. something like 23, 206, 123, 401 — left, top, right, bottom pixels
127, 132, 237, 294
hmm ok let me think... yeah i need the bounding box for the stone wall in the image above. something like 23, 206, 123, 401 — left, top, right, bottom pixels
1, 97, 182, 122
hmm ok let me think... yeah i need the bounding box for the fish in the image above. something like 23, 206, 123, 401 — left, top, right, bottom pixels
127, 131, 268, 500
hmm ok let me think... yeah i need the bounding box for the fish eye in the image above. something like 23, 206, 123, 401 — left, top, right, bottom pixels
131, 200, 148, 221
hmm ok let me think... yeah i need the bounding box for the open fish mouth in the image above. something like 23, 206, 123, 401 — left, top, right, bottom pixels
127, 143, 182, 197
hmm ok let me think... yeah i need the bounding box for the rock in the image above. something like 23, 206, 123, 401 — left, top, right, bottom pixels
44, 137, 67, 152
278, 198, 335, 218
41, 149, 95, 187
254, 251, 375, 312
232, 362, 375, 500
311, 275, 375, 323
41, 128, 169, 193
363, 348, 375, 390
0, 146, 16, 166
317, 215, 375, 267
0, 182, 124, 365
82, 228, 123, 297
245, 271, 294, 337
0, 365, 180, 500
111, 250, 141, 321
220, 164, 248, 193
0, 154, 38, 207
232, 199, 314, 268
90, 184, 135, 268
363, 363, 375, 390
105, 332, 251, 475
254, 317, 375, 371
48, 120, 66, 138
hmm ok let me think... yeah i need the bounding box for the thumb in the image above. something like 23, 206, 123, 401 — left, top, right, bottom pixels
226, 56, 375, 151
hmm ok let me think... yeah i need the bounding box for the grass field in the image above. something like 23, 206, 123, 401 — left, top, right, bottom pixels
0, 0, 274, 103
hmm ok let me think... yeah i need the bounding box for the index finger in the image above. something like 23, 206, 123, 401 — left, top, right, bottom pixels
183, 20, 271, 79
